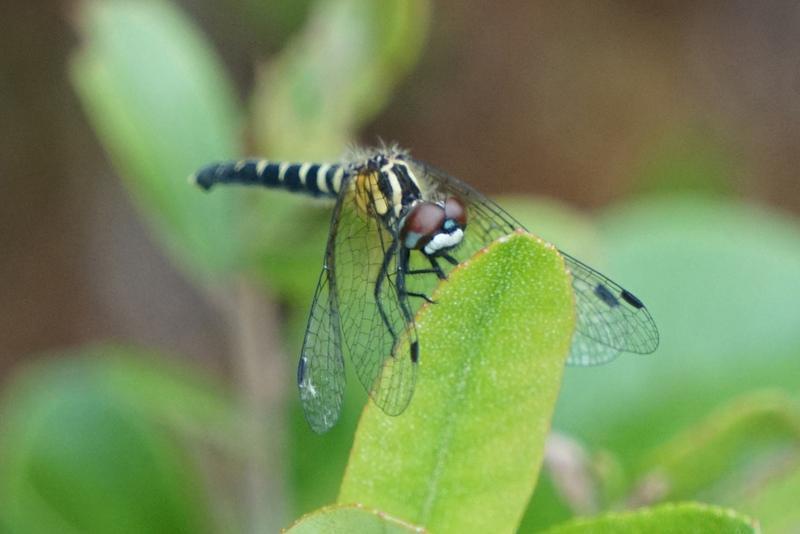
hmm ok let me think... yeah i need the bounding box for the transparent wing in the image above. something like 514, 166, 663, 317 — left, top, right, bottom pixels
297, 189, 351, 433
560, 251, 658, 364
333, 178, 418, 415
411, 160, 659, 365
298, 266, 346, 433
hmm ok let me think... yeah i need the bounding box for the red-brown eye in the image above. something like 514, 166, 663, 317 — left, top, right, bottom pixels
400, 202, 445, 249
445, 196, 467, 227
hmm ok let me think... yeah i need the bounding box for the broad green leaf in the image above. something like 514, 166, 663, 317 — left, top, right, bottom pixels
70, 0, 244, 276
338, 233, 575, 533
0, 346, 222, 533
285, 504, 425, 533
285, 199, 593, 519
543, 502, 759, 534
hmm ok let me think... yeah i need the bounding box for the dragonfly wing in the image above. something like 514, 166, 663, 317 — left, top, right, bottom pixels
560, 251, 659, 365
298, 266, 346, 433
297, 192, 348, 433
333, 179, 418, 415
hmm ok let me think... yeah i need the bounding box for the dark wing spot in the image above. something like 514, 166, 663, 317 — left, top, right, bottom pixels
297, 356, 307, 385
620, 289, 645, 309
410, 341, 419, 363
594, 283, 620, 307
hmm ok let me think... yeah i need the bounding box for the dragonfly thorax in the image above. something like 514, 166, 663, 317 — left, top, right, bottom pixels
353, 156, 423, 220
399, 197, 467, 256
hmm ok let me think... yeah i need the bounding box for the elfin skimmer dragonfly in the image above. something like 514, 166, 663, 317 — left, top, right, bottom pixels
192, 145, 659, 433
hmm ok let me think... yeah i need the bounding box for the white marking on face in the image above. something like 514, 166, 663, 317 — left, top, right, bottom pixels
298, 163, 311, 185
278, 162, 289, 182
316, 164, 330, 193
424, 228, 464, 255
234, 160, 246, 171
256, 160, 269, 176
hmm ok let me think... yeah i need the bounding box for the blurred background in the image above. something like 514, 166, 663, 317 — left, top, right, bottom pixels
1, 1, 799, 532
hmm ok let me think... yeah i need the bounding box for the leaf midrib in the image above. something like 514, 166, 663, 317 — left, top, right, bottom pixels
417, 252, 518, 524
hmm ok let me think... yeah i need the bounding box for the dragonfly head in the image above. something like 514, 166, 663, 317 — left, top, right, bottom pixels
400, 197, 467, 256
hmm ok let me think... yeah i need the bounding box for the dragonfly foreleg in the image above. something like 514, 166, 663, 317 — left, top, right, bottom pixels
395, 247, 422, 318
441, 253, 459, 267
427, 255, 448, 280
373, 239, 399, 339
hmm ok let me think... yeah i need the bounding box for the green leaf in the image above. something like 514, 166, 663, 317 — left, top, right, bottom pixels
252, 0, 430, 159
0, 346, 222, 533
543, 502, 759, 534
86, 345, 246, 458
638, 390, 800, 503
338, 233, 575, 533
285, 504, 425, 533
628, 389, 800, 533
70, 0, 244, 276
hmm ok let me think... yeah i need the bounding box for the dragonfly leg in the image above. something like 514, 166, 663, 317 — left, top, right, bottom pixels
396, 247, 424, 317
428, 256, 447, 280
405, 268, 438, 275
401, 252, 448, 280
403, 291, 436, 304
373, 240, 398, 339
386, 249, 436, 304
441, 253, 459, 266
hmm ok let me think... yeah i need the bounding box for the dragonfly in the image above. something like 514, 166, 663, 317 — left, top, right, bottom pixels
192, 144, 659, 433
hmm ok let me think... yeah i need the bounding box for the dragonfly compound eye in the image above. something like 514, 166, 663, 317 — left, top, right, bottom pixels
400, 202, 445, 250
444, 196, 467, 228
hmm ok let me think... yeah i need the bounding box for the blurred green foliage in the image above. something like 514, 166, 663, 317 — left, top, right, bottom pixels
70, 0, 244, 278
0, 0, 796, 531
542, 502, 758, 534
0, 346, 238, 533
